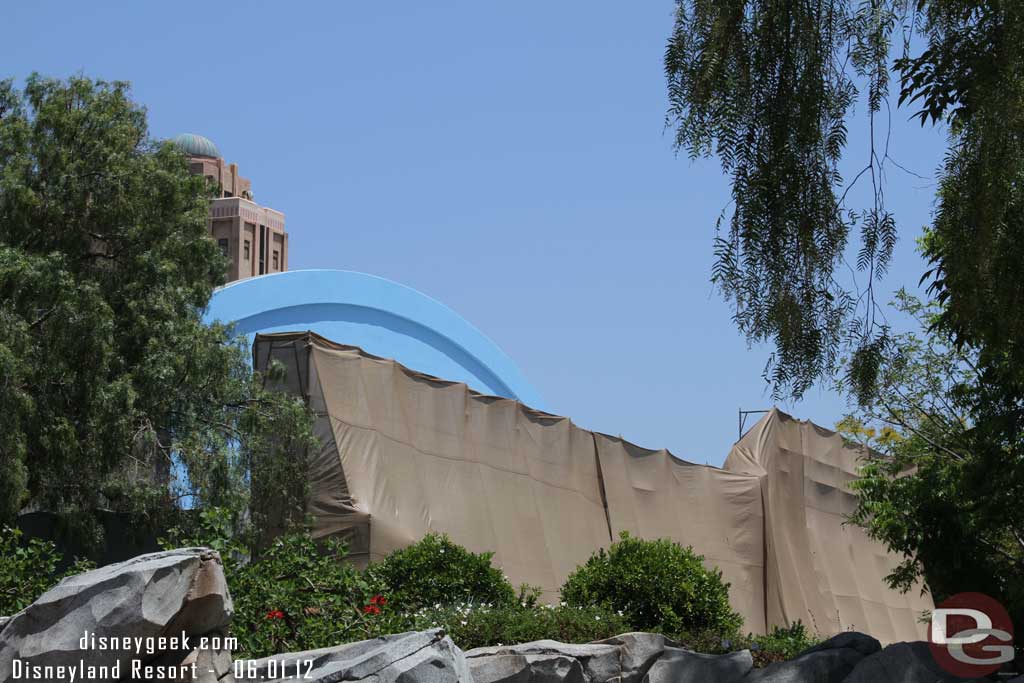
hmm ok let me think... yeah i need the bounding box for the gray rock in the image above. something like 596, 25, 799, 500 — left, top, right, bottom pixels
593, 632, 668, 683
0, 548, 233, 683
238, 629, 472, 683
645, 646, 752, 683
743, 632, 880, 683
468, 633, 751, 683
469, 653, 585, 683
802, 631, 880, 659
843, 641, 974, 682
466, 640, 622, 683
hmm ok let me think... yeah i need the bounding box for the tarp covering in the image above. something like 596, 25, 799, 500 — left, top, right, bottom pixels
254, 331, 932, 642
723, 409, 932, 642
596, 433, 767, 634
258, 332, 611, 603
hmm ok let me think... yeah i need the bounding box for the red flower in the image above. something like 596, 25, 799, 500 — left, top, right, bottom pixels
370, 594, 388, 606
363, 604, 382, 615
265, 609, 285, 620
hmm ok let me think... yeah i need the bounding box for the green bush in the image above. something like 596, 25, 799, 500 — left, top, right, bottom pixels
160, 511, 389, 659
0, 526, 95, 615
675, 621, 819, 668
367, 533, 517, 610
748, 622, 818, 667
403, 602, 632, 650
229, 534, 387, 658
560, 532, 742, 637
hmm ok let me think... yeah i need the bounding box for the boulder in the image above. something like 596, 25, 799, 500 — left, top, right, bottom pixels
644, 646, 752, 683
466, 640, 622, 683
593, 632, 669, 683
843, 641, 975, 682
468, 634, 752, 683
0, 548, 232, 683
468, 653, 585, 683
237, 629, 472, 683
743, 632, 880, 683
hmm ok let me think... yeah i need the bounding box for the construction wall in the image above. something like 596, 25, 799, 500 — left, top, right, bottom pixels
724, 412, 932, 642
255, 331, 931, 642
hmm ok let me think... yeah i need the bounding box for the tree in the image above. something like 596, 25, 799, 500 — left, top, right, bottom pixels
835, 291, 1023, 629
665, 0, 1024, 626
665, 0, 1023, 401
0, 75, 315, 545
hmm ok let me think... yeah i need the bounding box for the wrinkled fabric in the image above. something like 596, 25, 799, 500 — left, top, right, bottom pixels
254, 332, 932, 642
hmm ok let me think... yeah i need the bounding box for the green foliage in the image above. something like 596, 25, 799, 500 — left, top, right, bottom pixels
667, 0, 1024, 641
366, 533, 517, 611
676, 621, 818, 669
560, 533, 742, 637
747, 622, 818, 667
229, 534, 385, 659
665, 1, 1024, 404
836, 291, 1024, 632
0, 526, 95, 615
401, 602, 631, 651
160, 526, 625, 658
0, 75, 316, 539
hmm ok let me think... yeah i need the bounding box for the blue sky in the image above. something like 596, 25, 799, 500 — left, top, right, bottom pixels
4, 2, 948, 465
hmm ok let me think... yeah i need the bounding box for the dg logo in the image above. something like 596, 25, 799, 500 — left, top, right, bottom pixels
929, 592, 1015, 678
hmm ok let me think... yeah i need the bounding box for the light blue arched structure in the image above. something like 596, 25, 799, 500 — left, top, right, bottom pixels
204, 269, 545, 409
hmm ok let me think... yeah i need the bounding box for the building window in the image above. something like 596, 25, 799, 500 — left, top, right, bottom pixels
218, 238, 229, 256
273, 250, 279, 270
259, 225, 266, 274
243, 240, 250, 260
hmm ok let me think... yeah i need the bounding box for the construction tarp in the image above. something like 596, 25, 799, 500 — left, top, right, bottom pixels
723, 410, 932, 642
254, 331, 932, 642
257, 332, 611, 603
595, 433, 766, 634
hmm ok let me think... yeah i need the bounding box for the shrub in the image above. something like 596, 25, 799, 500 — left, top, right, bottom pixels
228, 534, 386, 659
560, 532, 742, 637
160, 512, 389, 659
674, 622, 818, 668
0, 526, 94, 615
748, 622, 818, 667
403, 602, 632, 650
367, 533, 517, 610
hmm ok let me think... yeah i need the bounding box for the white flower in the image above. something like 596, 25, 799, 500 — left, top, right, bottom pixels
595, 615, 601, 621
560, 601, 567, 607
461, 620, 467, 626
439, 548, 445, 554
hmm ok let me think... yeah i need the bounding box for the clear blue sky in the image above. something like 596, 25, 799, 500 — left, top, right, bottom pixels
4, 2, 948, 465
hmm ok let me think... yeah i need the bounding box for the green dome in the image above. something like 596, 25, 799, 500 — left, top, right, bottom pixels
173, 133, 220, 158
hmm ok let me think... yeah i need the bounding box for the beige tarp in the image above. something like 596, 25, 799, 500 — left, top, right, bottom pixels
724, 409, 932, 642
595, 433, 767, 634
257, 332, 611, 603
254, 331, 932, 642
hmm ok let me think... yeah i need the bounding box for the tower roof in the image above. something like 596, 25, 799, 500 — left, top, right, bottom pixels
173, 133, 220, 158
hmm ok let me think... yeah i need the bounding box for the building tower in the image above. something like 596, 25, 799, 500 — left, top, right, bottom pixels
174, 133, 288, 283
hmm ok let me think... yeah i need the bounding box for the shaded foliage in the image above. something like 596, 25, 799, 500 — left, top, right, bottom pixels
0, 75, 315, 543
0, 526, 94, 615
836, 292, 1024, 631
665, 0, 1024, 404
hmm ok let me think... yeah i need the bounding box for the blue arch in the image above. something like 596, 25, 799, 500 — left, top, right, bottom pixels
204, 269, 545, 409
